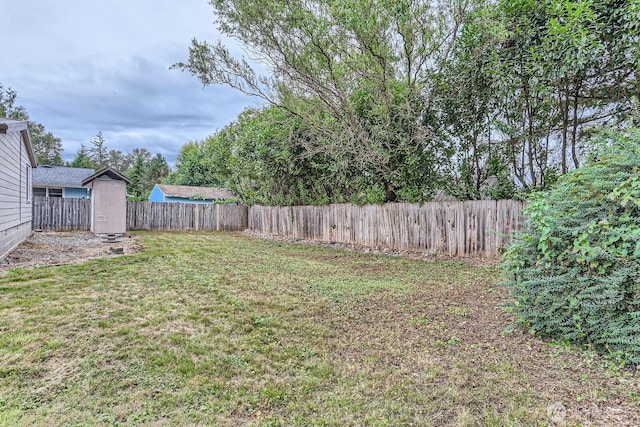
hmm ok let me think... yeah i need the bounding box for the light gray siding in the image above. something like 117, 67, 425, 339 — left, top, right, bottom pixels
0, 128, 33, 259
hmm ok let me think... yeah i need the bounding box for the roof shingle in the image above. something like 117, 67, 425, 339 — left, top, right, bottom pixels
33, 166, 95, 188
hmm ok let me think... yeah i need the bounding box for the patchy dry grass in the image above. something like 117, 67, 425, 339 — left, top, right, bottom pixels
0, 231, 638, 426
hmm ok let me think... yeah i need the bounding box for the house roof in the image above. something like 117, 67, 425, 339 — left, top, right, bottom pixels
156, 184, 235, 200
33, 166, 95, 188
0, 118, 27, 133
432, 189, 457, 202
0, 118, 37, 167
82, 166, 132, 185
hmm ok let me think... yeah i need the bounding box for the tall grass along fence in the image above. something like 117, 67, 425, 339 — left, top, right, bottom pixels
32, 196, 91, 231
126, 201, 248, 231
249, 200, 525, 257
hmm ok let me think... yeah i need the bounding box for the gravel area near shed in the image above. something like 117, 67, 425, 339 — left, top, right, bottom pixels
1, 231, 142, 269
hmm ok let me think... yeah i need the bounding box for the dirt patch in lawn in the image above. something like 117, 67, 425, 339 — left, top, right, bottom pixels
324, 282, 640, 426
0, 231, 142, 270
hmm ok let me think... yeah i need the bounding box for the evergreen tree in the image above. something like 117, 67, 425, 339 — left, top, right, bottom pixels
146, 153, 170, 189
107, 149, 131, 172
68, 145, 95, 169
127, 155, 148, 199
88, 131, 109, 168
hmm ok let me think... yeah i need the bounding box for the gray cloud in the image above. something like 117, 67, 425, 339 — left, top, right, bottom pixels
0, 1, 259, 166
9, 51, 256, 165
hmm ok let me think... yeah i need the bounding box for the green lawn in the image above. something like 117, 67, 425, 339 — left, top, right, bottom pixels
1, 232, 638, 426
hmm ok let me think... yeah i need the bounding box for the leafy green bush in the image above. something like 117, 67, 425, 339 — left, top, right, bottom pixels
504, 129, 640, 366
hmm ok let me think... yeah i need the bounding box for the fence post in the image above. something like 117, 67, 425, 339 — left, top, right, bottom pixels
213, 204, 218, 231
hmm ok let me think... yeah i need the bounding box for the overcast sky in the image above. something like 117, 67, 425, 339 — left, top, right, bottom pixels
0, 0, 258, 165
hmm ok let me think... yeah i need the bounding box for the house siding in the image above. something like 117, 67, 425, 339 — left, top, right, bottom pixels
32, 186, 89, 198
64, 187, 90, 198
148, 185, 166, 202
148, 184, 236, 204
0, 128, 33, 259
164, 195, 214, 204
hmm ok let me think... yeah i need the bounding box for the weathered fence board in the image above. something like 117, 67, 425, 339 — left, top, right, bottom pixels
248, 201, 525, 258
32, 197, 91, 231
125, 201, 248, 231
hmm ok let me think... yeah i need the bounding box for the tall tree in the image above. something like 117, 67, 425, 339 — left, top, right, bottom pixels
29, 122, 64, 166
146, 153, 170, 188
1, 83, 64, 165
0, 83, 27, 119
175, 0, 472, 201
434, 3, 516, 199
122, 150, 170, 200
107, 149, 132, 172
68, 145, 95, 169
127, 155, 149, 199
204, 106, 339, 205
493, 0, 639, 188
128, 148, 152, 166
88, 131, 109, 168
177, 0, 639, 202
166, 142, 222, 187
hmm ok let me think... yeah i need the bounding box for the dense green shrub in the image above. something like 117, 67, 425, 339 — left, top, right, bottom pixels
504, 129, 640, 366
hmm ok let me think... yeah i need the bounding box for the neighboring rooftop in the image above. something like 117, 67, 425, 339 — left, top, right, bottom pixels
157, 184, 235, 200
33, 166, 95, 188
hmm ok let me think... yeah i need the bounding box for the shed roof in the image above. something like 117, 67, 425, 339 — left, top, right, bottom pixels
82, 166, 132, 185
33, 166, 95, 187
157, 184, 235, 200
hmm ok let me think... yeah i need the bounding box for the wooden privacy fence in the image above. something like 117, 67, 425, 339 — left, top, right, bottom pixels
32, 199, 248, 232
32, 198, 525, 257
249, 200, 525, 257
32, 196, 91, 231
126, 201, 248, 231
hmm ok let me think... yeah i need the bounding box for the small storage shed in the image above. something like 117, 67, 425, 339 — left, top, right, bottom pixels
81, 167, 131, 236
